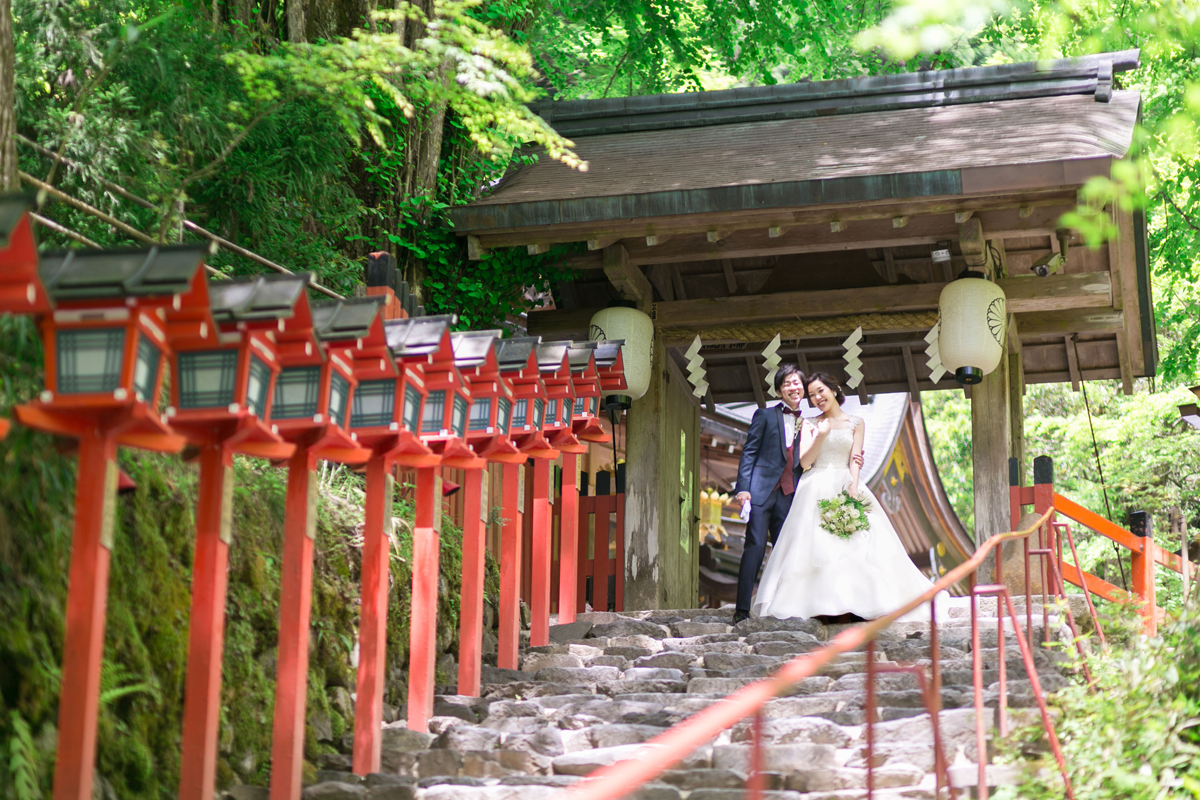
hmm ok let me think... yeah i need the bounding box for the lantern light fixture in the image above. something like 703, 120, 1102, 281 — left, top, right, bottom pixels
496, 336, 557, 460
535, 340, 583, 453
27, 245, 212, 445
936, 270, 1007, 385
451, 329, 523, 463
0, 193, 50, 315
164, 273, 311, 459
387, 314, 477, 468
566, 341, 611, 444
589, 300, 653, 407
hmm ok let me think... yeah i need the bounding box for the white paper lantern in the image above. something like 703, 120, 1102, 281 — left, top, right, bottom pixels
589, 304, 654, 401
937, 272, 1007, 385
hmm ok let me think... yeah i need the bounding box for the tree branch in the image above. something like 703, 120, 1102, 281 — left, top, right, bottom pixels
156, 99, 288, 240
1158, 188, 1200, 235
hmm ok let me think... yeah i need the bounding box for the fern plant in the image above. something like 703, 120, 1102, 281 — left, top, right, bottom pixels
98, 662, 161, 708
7, 710, 41, 800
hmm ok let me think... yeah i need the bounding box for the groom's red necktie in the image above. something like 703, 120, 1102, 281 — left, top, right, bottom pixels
778, 407, 800, 496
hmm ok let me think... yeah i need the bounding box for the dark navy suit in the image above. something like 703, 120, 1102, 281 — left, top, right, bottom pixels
734, 404, 803, 613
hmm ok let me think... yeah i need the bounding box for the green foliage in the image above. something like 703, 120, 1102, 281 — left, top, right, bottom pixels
527, 0, 926, 100
995, 604, 1200, 800
99, 662, 162, 708
6, 711, 40, 800
921, 389, 975, 534
225, 0, 582, 167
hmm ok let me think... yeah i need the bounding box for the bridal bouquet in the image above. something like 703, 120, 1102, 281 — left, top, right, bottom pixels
818, 490, 870, 540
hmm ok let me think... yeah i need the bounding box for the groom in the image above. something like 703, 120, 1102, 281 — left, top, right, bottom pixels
732, 364, 860, 623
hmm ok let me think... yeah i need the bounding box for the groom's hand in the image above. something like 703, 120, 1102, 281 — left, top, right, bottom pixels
735, 491, 751, 504
852, 451, 864, 467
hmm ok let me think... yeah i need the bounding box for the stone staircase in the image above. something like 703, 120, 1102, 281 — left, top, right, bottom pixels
232, 596, 1087, 800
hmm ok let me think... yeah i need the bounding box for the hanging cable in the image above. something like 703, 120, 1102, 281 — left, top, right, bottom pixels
1081, 375, 1129, 591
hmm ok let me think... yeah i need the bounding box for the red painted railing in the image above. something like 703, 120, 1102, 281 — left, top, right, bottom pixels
1013, 455, 1189, 636
555, 507, 1069, 800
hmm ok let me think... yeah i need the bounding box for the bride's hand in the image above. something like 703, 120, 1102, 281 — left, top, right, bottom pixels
847, 481, 859, 498
814, 418, 831, 436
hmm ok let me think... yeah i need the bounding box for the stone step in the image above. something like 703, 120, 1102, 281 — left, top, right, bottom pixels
275, 602, 1086, 800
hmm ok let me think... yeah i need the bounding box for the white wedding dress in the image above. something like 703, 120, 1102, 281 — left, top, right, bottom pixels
752, 418, 939, 620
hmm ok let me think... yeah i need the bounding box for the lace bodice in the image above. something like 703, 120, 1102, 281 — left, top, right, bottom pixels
809, 419, 858, 470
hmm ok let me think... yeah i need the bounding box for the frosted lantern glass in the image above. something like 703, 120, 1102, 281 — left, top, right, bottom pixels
937, 274, 1006, 384
589, 306, 653, 400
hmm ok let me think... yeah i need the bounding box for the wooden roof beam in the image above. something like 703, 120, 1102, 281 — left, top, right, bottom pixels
466, 194, 1076, 251
746, 356, 766, 409
1064, 334, 1082, 390
622, 205, 1072, 266
602, 244, 654, 312
902, 345, 920, 396
588, 236, 620, 250
653, 271, 1112, 330
721, 259, 738, 294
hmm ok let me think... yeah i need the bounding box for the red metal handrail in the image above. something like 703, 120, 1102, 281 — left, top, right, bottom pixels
557, 509, 1061, 800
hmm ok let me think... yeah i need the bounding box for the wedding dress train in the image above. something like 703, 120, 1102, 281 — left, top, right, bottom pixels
751, 420, 939, 620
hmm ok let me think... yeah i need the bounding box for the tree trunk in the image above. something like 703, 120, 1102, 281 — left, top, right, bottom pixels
287, 0, 307, 42
0, 0, 17, 191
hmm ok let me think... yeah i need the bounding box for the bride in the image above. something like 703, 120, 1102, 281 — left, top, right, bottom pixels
752, 371, 938, 621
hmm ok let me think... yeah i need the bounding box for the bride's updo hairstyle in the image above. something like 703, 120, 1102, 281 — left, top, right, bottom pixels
805, 371, 846, 405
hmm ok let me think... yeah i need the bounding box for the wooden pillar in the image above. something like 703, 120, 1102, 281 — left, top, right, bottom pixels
624, 333, 701, 610
625, 335, 665, 610
179, 445, 234, 800
407, 467, 441, 733
353, 455, 392, 774
269, 449, 317, 800
497, 462, 522, 669
529, 458, 552, 646
51, 430, 118, 800
558, 455, 579, 624
457, 467, 486, 697
972, 351, 1010, 548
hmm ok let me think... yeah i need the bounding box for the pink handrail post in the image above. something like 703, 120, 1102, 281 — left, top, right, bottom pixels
928, 594, 950, 798
865, 639, 876, 799
747, 710, 765, 800
996, 584, 1007, 738
1038, 546, 1095, 687
1059, 522, 1107, 648
871, 663, 957, 798
1024, 534, 1033, 644
971, 583, 988, 800
998, 589, 1076, 800
971, 584, 1076, 800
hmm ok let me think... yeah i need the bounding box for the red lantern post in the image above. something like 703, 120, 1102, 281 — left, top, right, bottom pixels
450, 329, 518, 696
530, 341, 576, 645
14, 245, 210, 800
267, 298, 381, 800
345, 315, 444, 775
556, 342, 614, 624
166, 274, 311, 800
493, 337, 553, 665
0, 194, 51, 438
401, 315, 478, 732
